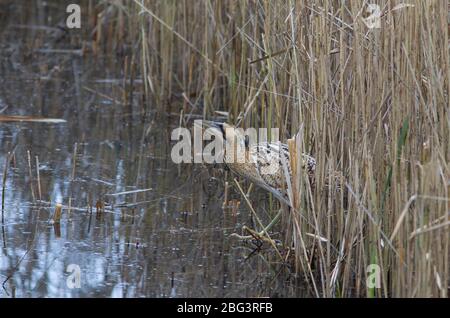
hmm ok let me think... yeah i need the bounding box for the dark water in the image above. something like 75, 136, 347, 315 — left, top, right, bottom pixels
0, 1, 302, 297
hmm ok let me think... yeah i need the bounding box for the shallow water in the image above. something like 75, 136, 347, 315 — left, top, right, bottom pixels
0, 1, 303, 298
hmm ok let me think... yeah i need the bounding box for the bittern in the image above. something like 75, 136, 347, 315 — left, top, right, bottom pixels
197, 120, 346, 243
200, 121, 317, 208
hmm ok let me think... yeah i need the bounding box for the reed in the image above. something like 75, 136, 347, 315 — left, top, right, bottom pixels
26, 150, 36, 203
90, 0, 449, 297
52, 203, 63, 224
35, 155, 42, 202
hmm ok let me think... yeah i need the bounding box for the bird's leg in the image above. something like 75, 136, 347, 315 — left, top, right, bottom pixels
258, 208, 282, 235
231, 208, 283, 241
242, 226, 275, 246
230, 224, 278, 246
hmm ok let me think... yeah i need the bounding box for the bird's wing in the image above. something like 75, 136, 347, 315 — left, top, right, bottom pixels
250, 141, 317, 190
249, 142, 291, 202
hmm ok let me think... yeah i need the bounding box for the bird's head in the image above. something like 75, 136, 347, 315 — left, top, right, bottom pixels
200, 121, 249, 146
197, 121, 249, 163
199, 121, 231, 140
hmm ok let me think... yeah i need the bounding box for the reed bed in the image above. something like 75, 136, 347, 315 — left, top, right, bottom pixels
88, 0, 449, 297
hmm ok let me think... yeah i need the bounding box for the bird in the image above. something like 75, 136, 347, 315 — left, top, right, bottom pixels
199, 121, 318, 207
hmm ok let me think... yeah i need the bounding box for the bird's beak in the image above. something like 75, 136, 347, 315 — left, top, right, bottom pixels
194, 120, 226, 139
194, 120, 224, 131
198, 120, 222, 129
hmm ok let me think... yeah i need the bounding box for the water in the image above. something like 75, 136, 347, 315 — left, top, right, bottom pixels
0, 0, 302, 298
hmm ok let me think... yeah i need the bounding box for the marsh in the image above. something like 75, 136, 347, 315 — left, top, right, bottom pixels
0, 0, 449, 298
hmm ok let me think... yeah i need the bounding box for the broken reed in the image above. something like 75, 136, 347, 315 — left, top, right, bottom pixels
52, 203, 62, 224
87, 0, 449, 297
2, 149, 15, 248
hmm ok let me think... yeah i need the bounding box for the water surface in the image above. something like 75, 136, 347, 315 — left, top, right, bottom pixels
0, 0, 302, 298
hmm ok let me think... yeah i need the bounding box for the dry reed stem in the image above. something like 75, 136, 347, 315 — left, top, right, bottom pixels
95, 0, 449, 297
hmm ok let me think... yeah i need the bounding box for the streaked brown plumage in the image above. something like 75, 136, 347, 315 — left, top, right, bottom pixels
202, 122, 320, 207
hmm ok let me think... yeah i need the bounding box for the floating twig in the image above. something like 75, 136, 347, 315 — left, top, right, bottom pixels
0, 115, 66, 123
105, 188, 153, 196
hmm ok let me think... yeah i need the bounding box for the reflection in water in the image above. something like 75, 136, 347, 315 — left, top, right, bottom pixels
0, 1, 304, 297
